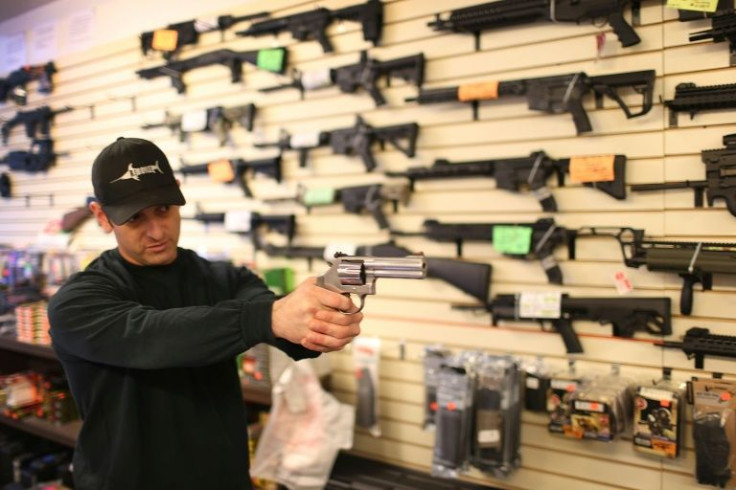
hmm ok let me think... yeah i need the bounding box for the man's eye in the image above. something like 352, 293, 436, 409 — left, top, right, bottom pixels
126, 214, 141, 224
157, 205, 170, 213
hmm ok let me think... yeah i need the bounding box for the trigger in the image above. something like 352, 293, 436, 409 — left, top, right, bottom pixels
340, 294, 365, 315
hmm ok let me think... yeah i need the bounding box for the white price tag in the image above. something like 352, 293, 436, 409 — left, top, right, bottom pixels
224, 210, 252, 233
519, 292, 562, 319
301, 68, 333, 90
290, 131, 322, 148
181, 109, 208, 132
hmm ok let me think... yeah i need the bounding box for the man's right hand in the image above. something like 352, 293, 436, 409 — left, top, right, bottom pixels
271, 277, 363, 353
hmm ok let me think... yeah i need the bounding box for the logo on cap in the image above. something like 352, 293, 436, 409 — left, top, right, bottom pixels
110, 161, 164, 183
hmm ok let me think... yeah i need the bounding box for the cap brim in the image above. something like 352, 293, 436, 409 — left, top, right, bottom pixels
102, 185, 186, 225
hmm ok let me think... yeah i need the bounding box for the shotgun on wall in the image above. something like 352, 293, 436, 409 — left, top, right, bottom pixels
405, 69, 655, 134
386, 151, 627, 212
455, 293, 672, 354
392, 218, 576, 285
576, 226, 736, 315
262, 241, 492, 304
136, 48, 287, 94
236, 0, 383, 53
428, 0, 642, 51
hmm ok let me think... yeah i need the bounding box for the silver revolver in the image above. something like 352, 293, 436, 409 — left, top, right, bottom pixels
316, 253, 427, 313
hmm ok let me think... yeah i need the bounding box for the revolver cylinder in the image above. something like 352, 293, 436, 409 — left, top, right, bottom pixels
317, 255, 427, 313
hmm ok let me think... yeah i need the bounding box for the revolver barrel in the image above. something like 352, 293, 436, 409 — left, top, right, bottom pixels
317, 255, 427, 313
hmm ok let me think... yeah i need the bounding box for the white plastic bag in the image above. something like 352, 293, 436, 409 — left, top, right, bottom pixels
251, 360, 354, 490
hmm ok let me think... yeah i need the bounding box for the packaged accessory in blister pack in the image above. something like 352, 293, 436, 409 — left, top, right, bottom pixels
432, 353, 475, 479
352, 336, 381, 437
523, 357, 550, 412
632, 376, 685, 459
471, 354, 522, 478
547, 364, 585, 436
691, 377, 736, 488
423, 345, 451, 431
568, 368, 635, 442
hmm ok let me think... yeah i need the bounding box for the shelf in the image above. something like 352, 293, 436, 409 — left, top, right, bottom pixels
0, 415, 80, 447
0, 335, 57, 360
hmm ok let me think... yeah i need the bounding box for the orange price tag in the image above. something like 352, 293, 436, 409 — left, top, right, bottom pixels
660, 400, 671, 408
458, 81, 499, 102
151, 29, 179, 52
721, 392, 732, 402
569, 155, 616, 183
207, 159, 235, 183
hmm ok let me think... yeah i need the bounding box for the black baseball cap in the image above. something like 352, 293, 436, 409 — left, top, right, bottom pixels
91, 137, 185, 225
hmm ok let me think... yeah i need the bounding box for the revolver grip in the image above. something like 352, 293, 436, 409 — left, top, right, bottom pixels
554, 319, 583, 354
608, 12, 641, 48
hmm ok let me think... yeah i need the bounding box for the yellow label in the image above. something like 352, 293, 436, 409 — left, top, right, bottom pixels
666, 0, 719, 13
208, 159, 234, 182
151, 29, 179, 52
458, 81, 499, 102
568, 155, 615, 183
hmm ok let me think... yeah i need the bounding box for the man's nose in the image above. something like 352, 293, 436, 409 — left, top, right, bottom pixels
146, 217, 166, 238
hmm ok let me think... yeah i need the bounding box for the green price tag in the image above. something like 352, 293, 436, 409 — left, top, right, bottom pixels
493, 226, 532, 255
302, 187, 335, 206
666, 0, 719, 12
257, 48, 285, 72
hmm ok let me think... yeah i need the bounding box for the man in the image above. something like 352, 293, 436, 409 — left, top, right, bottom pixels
47, 137, 362, 490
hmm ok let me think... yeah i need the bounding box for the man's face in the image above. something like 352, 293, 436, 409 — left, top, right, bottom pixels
109, 204, 181, 266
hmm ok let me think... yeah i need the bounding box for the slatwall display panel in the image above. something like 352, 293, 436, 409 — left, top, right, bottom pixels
2, 0, 736, 488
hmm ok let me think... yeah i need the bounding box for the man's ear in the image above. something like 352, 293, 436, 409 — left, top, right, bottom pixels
89, 201, 113, 233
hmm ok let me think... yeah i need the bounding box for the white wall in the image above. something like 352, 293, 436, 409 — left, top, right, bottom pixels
0, 0, 256, 73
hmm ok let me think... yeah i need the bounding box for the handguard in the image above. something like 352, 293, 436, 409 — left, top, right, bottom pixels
316, 253, 427, 314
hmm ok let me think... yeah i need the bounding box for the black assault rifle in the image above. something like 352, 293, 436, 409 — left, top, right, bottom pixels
263, 240, 492, 303
188, 211, 295, 250
0, 139, 66, 173
657, 327, 736, 369
631, 133, 736, 217
141, 104, 257, 146
236, 0, 383, 53
386, 151, 627, 212
0, 62, 57, 105
260, 51, 424, 106
140, 11, 269, 59
687, 8, 736, 64
406, 69, 655, 134
428, 1, 642, 51
664, 81, 736, 127
1, 105, 73, 145
178, 155, 282, 198
285, 182, 410, 230
576, 226, 736, 315
136, 48, 287, 94
255, 116, 419, 171
393, 218, 576, 284
455, 293, 672, 354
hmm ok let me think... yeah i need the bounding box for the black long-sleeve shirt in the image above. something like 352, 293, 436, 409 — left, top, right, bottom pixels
47, 248, 318, 490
